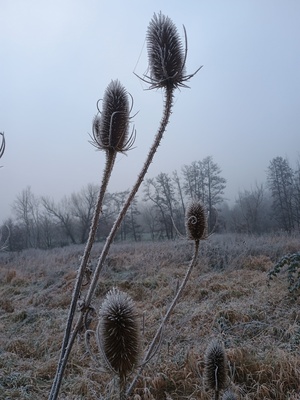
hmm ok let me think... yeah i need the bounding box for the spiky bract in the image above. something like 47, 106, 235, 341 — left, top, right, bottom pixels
185, 201, 207, 241
97, 287, 141, 380
204, 339, 228, 393
146, 12, 187, 89
92, 80, 134, 153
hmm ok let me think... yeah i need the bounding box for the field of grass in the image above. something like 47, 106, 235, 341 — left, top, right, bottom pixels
0, 233, 299, 399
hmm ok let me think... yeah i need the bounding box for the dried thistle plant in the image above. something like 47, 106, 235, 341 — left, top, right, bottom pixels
49, 13, 200, 400
185, 201, 208, 241
0, 132, 5, 168
90, 80, 135, 153
204, 339, 228, 400
141, 12, 202, 89
127, 200, 207, 396
96, 288, 141, 397
49, 80, 135, 399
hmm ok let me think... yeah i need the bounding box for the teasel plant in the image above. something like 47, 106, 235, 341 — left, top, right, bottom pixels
126, 200, 208, 396
86, 288, 141, 399
204, 339, 228, 400
0, 132, 5, 167
49, 12, 201, 399
49, 80, 135, 399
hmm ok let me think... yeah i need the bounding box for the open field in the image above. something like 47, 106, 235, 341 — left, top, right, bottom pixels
0, 233, 300, 399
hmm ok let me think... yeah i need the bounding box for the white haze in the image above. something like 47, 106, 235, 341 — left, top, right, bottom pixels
1, 0, 300, 223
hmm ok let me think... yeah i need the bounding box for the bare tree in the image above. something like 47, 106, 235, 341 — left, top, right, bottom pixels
70, 184, 98, 243
13, 186, 41, 248
42, 196, 77, 244
267, 156, 294, 233
234, 184, 266, 234
143, 173, 177, 239
293, 159, 300, 230
182, 156, 226, 231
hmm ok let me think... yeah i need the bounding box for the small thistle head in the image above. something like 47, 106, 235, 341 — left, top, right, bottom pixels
97, 287, 141, 381
145, 12, 202, 90
185, 201, 207, 241
91, 80, 135, 153
0, 132, 5, 159
204, 339, 228, 393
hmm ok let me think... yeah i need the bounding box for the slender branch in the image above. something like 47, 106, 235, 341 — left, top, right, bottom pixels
49, 150, 116, 400
126, 239, 200, 397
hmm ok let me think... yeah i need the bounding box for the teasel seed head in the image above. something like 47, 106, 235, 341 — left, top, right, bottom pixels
204, 339, 228, 394
91, 80, 135, 153
145, 12, 202, 90
185, 201, 207, 242
97, 287, 141, 381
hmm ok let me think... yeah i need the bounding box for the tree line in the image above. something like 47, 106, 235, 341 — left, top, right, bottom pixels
1, 155, 299, 251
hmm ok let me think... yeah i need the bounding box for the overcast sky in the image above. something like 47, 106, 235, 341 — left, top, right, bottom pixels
1, 0, 300, 223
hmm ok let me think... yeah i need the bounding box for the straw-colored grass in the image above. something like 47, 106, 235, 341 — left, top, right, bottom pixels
0, 233, 299, 399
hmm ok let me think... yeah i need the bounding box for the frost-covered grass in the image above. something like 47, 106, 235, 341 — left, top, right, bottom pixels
0, 233, 299, 399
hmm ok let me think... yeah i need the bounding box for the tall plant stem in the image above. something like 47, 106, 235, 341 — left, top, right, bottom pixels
49, 149, 116, 400
49, 87, 174, 399
126, 239, 200, 397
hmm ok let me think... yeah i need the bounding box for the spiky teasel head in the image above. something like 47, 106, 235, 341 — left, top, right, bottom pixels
145, 12, 202, 90
204, 339, 228, 394
185, 201, 207, 242
0, 132, 5, 159
97, 287, 141, 381
91, 80, 135, 153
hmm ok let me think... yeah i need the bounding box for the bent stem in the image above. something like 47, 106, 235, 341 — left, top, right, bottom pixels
49, 149, 116, 400
126, 239, 200, 397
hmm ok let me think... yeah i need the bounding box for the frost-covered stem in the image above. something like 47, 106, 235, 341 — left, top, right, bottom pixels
84, 87, 174, 307
49, 149, 116, 400
126, 239, 200, 397
49, 87, 173, 400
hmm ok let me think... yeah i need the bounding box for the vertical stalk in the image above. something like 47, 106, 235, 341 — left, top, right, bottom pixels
49, 150, 116, 400
126, 239, 200, 397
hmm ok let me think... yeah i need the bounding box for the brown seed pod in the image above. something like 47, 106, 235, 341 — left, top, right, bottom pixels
97, 287, 141, 380
146, 12, 202, 90
185, 201, 207, 241
91, 80, 135, 153
204, 339, 228, 394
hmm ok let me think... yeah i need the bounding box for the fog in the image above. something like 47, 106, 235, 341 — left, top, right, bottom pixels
1, 0, 300, 223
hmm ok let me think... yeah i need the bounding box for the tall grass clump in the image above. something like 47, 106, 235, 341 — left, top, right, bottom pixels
49, 12, 201, 399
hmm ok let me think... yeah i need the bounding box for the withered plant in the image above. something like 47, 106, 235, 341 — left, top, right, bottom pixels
49, 12, 201, 399
204, 339, 228, 400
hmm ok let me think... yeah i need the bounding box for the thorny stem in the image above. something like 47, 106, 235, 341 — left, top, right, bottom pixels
49, 150, 117, 400
49, 87, 174, 399
126, 239, 200, 397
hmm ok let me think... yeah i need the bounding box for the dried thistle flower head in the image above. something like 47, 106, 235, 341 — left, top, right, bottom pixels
91, 80, 135, 153
204, 339, 228, 394
185, 201, 207, 241
97, 287, 141, 380
145, 12, 202, 89
0, 132, 5, 159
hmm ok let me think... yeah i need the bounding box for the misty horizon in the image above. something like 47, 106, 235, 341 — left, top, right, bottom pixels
1, 1, 300, 224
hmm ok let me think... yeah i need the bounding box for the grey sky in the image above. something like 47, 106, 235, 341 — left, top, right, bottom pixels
1, 0, 300, 223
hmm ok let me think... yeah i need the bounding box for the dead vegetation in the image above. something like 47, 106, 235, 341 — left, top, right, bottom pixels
0, 233, 300, 399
